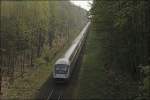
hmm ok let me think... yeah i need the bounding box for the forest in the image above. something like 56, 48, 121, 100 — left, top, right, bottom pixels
1, 0, 150, 99
0, 1, 87, 98
88, 0, 150, 99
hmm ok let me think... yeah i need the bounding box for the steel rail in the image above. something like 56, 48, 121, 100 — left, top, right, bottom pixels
47, 89, 54, 100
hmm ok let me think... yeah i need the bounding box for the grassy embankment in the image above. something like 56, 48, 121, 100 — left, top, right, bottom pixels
1, 1, 88, 99
6, 26, 83, 99
6, 45, 67, 99
75, 30, 139, 99
4, 20, 85, 99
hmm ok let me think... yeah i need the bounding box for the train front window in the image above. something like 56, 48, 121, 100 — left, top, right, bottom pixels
55, 64, 68, 74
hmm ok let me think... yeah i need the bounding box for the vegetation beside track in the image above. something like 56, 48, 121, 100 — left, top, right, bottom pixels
6, 42, 70, 99
76, 1, 150, 99
1, 1, 88, 99
76, 29, 139, 100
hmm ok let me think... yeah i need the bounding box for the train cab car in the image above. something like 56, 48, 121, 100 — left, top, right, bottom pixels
53, 58, 70, 82
53, 22, 91, 83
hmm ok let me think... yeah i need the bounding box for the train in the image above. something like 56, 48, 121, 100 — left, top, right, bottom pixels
53, 22, 91, 82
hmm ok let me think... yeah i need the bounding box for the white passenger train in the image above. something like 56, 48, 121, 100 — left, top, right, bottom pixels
53, 22, 91, 82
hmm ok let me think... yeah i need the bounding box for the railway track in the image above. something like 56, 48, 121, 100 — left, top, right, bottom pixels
46, 52, 85, 100
46, 84, 65, 100
37, 28, 88, 100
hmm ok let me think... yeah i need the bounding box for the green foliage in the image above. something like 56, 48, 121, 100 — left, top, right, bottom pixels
77, 30, 139, 100
1, 1, 88, 99
1, 1, 88, 65
143, 76, 150, 96
91, 0, 150, 74
142, 66, 150, 98
88, 0, 150, 99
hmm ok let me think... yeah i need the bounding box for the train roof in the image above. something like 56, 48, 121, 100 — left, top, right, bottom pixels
55, 58, 70, 65
64, 39, 80, 59
63, 22, 91, 60
55, 22, 91, 65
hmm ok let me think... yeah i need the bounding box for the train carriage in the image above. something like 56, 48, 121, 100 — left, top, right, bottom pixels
53, 22, 91, 82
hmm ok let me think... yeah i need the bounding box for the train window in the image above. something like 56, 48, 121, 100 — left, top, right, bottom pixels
55, 64, 68, 74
